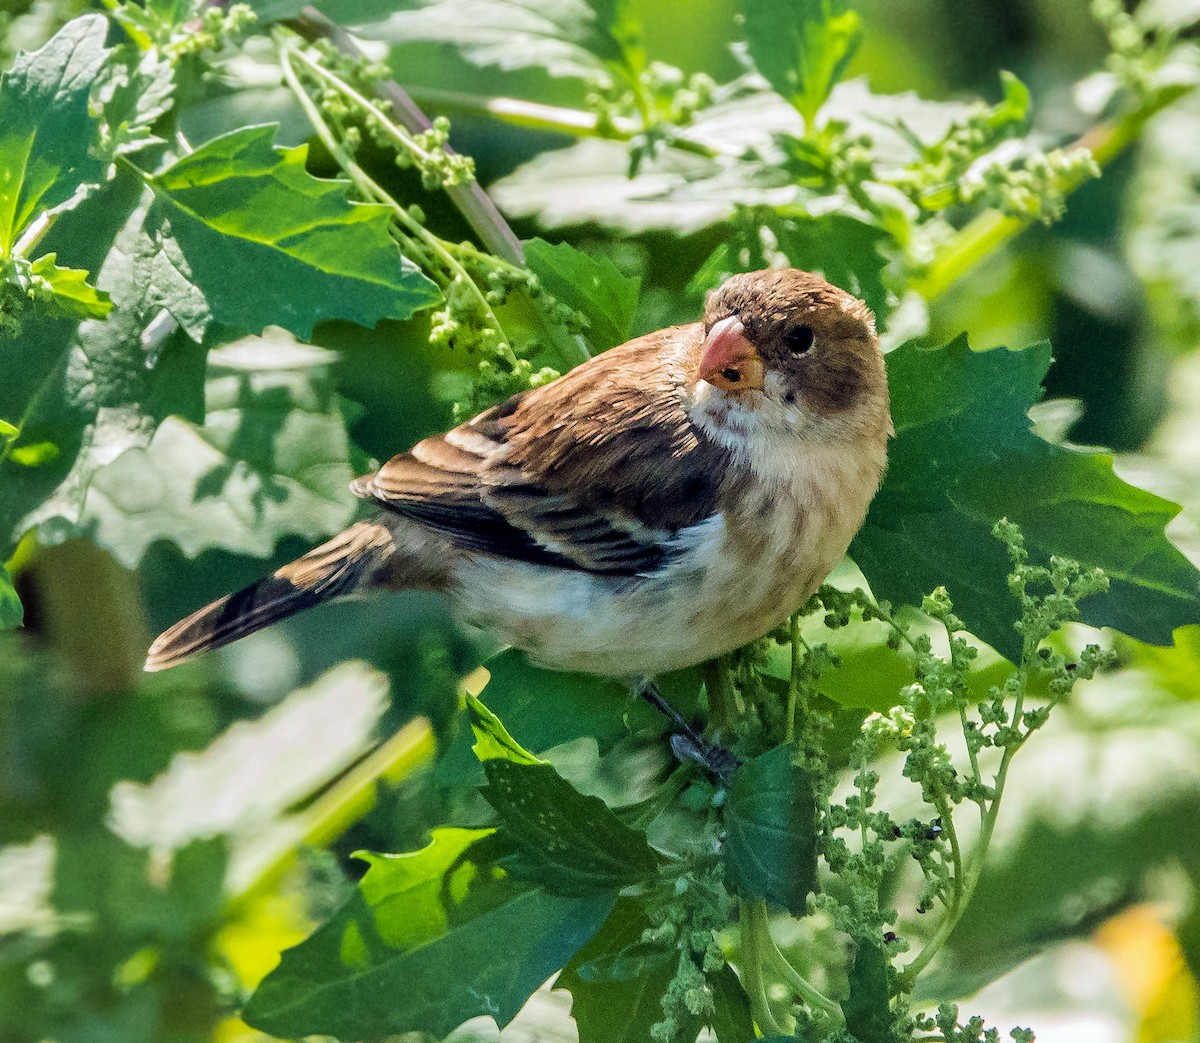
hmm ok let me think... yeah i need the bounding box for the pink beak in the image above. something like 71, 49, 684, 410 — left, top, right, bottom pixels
699, 315, 764, 393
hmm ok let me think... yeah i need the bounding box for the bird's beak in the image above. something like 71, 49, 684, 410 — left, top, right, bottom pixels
699, 316, 764, 393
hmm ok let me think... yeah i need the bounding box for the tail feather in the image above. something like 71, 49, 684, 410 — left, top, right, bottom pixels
144, 522, 394, 672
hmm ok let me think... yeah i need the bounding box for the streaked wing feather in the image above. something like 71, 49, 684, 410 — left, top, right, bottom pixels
352, 325, 727, 575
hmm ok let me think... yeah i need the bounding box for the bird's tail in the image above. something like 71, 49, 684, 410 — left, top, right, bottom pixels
144, 521, 396, 672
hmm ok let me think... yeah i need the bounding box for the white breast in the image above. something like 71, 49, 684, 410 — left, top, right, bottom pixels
448, 428, 885, 679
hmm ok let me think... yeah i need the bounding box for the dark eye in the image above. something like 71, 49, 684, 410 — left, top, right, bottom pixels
785, 324, 814, 355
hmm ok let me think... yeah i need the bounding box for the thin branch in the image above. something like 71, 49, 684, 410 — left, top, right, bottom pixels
402, 85, 730, 159
283, 5, 526, 266
745, 898, 843, 1024
278, 40, 523, 370
899, 631, 1037, 985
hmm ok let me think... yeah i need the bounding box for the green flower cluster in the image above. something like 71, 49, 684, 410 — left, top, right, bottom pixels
109, 0, 256, 59
644, 857, 732, 1042
588, 62, 717, 173
757, 521, 1118, 1041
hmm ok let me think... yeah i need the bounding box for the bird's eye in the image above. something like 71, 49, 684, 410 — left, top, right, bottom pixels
785, 324, 815, 355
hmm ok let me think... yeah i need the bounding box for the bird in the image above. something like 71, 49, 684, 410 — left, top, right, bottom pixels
145, 268, 892, 704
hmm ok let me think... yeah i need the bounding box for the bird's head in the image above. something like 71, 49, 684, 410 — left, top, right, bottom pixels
693, 268, 890, 448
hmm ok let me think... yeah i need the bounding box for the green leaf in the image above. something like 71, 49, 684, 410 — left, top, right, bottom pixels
493, 136, 786, 236
767, 211, 891, 324
10, 181, 209, 554
95, 44, 176, 157
709, 963, 756, 1043
79, 331, 359, 568
469, 695, 660, 895
723, 744, 818, 914
143, 124, 439, 339
525, 238, 640, 353
53, 830, 228, 942
0, 15, 111, 252
368, 0, 632, 80
742, 0, 862, 126
558, 898, 701, 1043
437, 650, 702, 786
1127, 88, 1200, 360
0, 170, 214, 543
26, 254, 112, 320
843, 940, 894, 1043
243, 827, 614, 1039
0, 562, 22, 629
0, 172, 174, 558
851, 336, 1200, 660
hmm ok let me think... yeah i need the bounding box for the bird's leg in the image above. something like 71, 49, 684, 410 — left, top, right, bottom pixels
633, 677, 742, 783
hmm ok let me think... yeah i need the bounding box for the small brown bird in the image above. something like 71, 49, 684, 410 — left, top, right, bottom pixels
145, 269, 891, 682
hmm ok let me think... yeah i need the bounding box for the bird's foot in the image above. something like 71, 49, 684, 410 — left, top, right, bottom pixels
667, 732, 742, 783
633, 677, 742, 784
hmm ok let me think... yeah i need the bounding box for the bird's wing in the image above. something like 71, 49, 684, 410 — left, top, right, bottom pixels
351, 324, 731, 575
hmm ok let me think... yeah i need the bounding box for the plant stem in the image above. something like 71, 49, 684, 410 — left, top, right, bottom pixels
899, 641, 1036, 985
958, 705, 982, 785
288, 44, 437, 166
280, 29, 592, 375
278, 41, 523, 371
786, 613, 803, 745
739, 899, 788, 1036
284, 6, 525, 265
745, 898, 843, 1024
702, 657, 735, 733
279, 45, 442, 279
402, 85, 729, 159
12, 211, 53, 259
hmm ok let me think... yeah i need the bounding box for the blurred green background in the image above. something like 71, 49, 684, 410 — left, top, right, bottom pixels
3, 0, 1200, 1041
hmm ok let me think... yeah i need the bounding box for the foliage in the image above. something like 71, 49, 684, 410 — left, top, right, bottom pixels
3, 0, 1200, 1042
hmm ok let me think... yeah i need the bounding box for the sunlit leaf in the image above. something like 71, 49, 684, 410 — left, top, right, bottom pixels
26, 253, 112, 320
492, 78, 970, 234
742, 0, 862, 126
110, 662, 391, 891
95, 44, 176, 156
492, 137, 792, 236
81, 332, 359, 567
851, 336, 1200, 660
436, 649, 698, 786
0, 173, 207, 559
469, 695, 659, 895
723, 744, 819, 914
8, 442, 60, 467
243, 827, 613, 1038
0, 15, 110, 253
361, 0, 632, 80
1127, 88, 1200, 359
143, 124, 439, 339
